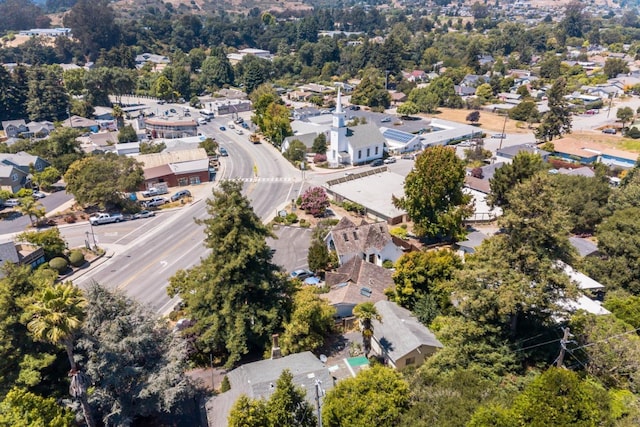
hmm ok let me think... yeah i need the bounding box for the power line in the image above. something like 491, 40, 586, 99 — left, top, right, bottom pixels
516, 337, 562, 352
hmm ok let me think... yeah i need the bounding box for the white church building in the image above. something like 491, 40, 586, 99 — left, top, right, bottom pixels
328, 90, 386, 167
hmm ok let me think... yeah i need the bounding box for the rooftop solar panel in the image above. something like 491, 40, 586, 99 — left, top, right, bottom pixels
382, 128, 414, 143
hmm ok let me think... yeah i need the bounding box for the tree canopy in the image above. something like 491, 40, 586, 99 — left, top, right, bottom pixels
393, 146, 472, 241
167, 180, 293, 367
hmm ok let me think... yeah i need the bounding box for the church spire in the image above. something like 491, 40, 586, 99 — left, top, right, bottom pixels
336, 88, 343, 113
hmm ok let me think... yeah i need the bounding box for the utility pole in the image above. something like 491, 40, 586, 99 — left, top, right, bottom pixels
556, 327, 571, 368
315, 379, 323, 427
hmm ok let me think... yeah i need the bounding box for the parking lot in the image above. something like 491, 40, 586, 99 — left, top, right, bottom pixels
267, 225, 313, 273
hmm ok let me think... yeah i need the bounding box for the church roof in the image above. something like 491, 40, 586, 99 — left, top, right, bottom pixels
346, 122, 385, 150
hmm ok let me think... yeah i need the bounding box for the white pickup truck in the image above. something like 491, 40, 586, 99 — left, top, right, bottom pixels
141, 187, 169, 198
90, 213, 123, 225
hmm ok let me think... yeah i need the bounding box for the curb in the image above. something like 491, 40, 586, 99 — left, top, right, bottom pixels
63, 250, 115, 283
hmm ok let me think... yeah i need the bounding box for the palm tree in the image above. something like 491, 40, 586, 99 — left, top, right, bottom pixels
18, 196, 45, 227
353, 302, 382, 357
112, 104, 124, 130
27, 282, 95, 427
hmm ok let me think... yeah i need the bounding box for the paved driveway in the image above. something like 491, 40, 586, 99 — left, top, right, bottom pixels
267, 225, 313, 273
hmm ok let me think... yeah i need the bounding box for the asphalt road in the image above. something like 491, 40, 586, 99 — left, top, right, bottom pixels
0, 190, 74, 235
68, 118, 303, 314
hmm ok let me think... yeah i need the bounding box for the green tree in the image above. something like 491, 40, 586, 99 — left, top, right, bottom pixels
604, 57, 630, 79
267, 369, 316, 427
488, 152, 546, 208
603, 295, 640, 328
350, 69, 391, 109
393, 146, 472, 241
0, 387, 74, 427
397, 101, 420, 116
35, 127, 83, 173
26, 65, 69, 122
549, 173, 610, 234
408, 87, 440, 113
281, 287, 335, 355
25, 282, 94, 427
510, 368, 611, 426
237, 56, 272, 94
475, 83, 493, 102
571, 312, 640, 393
200, 52, 235, 89
424, 76, 463, 109
535, 77, 572, 141
62, 0, 119, 59
584, 207, 640, 293
322, 365, 409, 427
17, 197, 45, 227
78, 284, 197, 426
18, 228, 67, 261
64, 153, 144, 208
311, 133, 327, 154
117, 124, 137, 143
250, 84, 280, 132
466, 110, 480, 124
283, 139, 306, 163
167, 181, 293, 367
353, 302, 381, 356
228, 395, 269, 427
617, 106, 634, 128
153, 75, 175, 101
262, 102, 293, 146
307, 239, 333, 274
508, 100, 539, 122
388, 249, 462, 310
199, 137, 219, 156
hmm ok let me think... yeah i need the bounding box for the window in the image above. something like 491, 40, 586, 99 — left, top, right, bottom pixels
189, 176, 201, 185
366, 148, 370, 157
368, 254, 375, 263
405, 357, 415, 366
358, 150, 362, 159
11, 173, 18, 182
375, 146, 379, 155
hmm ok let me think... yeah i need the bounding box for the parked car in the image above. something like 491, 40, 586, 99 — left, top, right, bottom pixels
349, 105, 361, 110
381, 117, 391, 123
3, 198, 20, 207
384, 157, 397, 164
401, 153, 416, 160
197, 117, 207, 125
89, 212, 123, 225
370, 159, 384, 167
290, 269, 314, 281
241, 122, 250, 129
602, 128, 616, 134
32, 191, 46, 199
171, 189, 191, 202
145, 197, 168, 207
219, 147, 229, 156
491, 133, 506, 139
141, 187, 169, 198
133, 210, 155, 219
219, 126, 226, 131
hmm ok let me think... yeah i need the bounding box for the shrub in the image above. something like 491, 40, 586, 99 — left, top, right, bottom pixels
221, 375, 231, 392
64, 214, 77, 223
285, 213, 299, 224
49, 257, 68, 273
300, 187, 330, 217
382, 259, 394, 269
390, 227, 408, 240
68, 250, 85, 267
299, 219, 311, 228
313, 153, 327, 163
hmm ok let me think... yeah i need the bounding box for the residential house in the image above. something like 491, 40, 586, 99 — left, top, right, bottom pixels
0, 164, 29, 193
25, 121, 54, 138
456, 230, 489, 256
495, 143, 549, 164
389, 91, 408, 104
324, 217, 404, 267
569, 236, 599, 258
0, 241, 46, 278
370, 300, 443, 369
405, 70, 427, 82
292, 107, 322, 121
324, 256, 393, 318
328, 90, 385, 167
281, 131, 327, 154
1, 120, 28, 138
551, 137, 638, 168
0, 151, 49, 173
62, 115, 100, 133
205, 351, 334, 427
226, 48, 272, 64
454, 85, 477, 97
460, 74, 485, 87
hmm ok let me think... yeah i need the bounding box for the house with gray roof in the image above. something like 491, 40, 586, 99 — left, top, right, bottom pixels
324, 256, 394, 318
324, 217, 403, 267
205, 351, 333, 427
1, 120, 28, 138
0, 241, 45, 278
371, 300, 443, 369
495, 143, 549, 163
0, 151, 50, 173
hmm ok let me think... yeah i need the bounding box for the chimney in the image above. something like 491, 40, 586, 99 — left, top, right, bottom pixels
271, 334, 282, 360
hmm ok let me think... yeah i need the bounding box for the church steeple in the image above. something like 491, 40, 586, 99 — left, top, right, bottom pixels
336, 88, 343, 113
332, 88, 346, 130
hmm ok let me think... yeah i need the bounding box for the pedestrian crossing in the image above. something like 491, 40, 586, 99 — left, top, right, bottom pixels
232, 177, 296, 182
